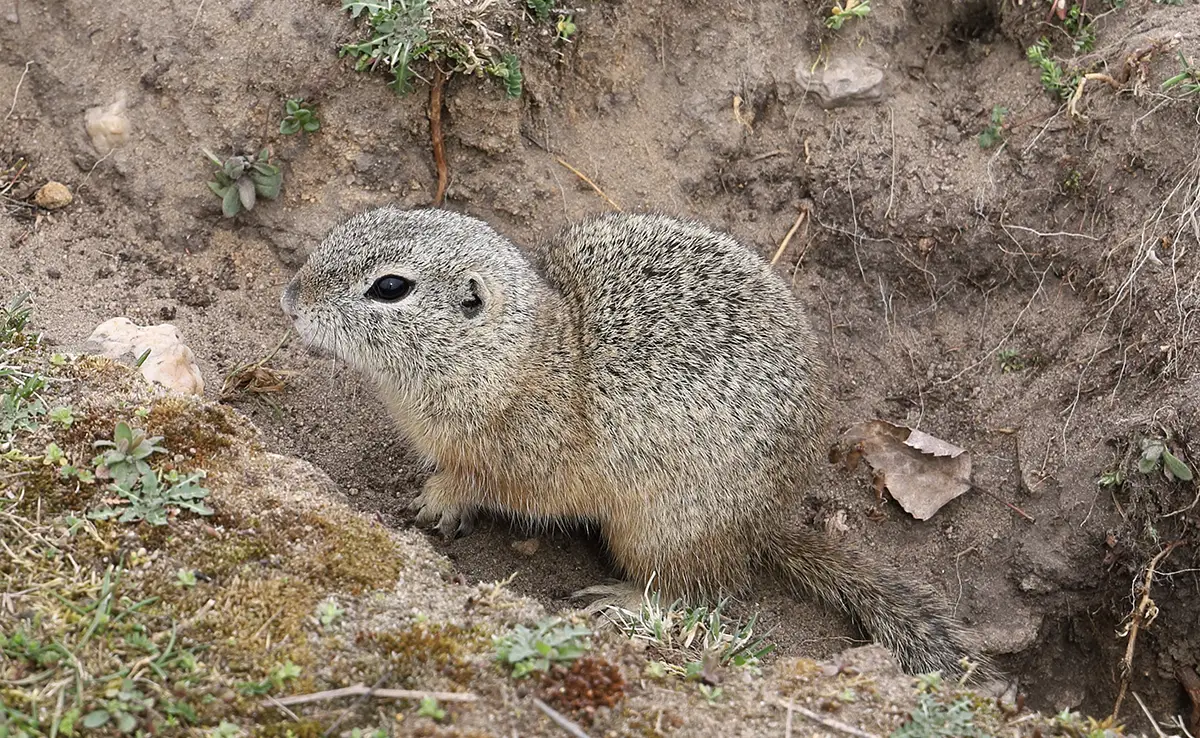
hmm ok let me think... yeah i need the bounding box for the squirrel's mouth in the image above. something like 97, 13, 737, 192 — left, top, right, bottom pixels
285, 313, 339, 361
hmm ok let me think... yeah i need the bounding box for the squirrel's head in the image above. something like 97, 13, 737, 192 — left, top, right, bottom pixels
282, 206, 541, 406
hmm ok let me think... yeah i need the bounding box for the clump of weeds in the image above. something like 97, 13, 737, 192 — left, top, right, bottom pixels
826, 0, 870, 30
494, 617, 591, 678
339, 0, 569, 99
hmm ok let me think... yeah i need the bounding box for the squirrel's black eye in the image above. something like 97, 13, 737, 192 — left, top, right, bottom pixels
367, 275, 413, 302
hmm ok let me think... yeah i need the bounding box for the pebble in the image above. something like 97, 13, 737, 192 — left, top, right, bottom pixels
795, 56, 886, 108
511, 538, 540, 556
82, 317, 205, 396
33, 181, 72, 210
84, 95, 132, 156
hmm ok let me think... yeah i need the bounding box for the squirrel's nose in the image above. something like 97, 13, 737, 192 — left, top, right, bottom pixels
280, 278, 300, 319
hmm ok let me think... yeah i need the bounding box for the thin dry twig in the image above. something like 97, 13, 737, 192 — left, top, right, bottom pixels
430, 67, 448, 208
1132, 691, 1169, 738
219, 329, 293, 402
188, 0, 205, 33
555, 157, 621, 211
778, 700, 881, 738
771, 208, 808, 266
263, 685, 478, 708
532, 697, 592, 738
885, 106, 897, 220
7, 61, 33, 120
972, 485, 1036, 522
935, 267, 1050, 386
1112, 541, 1182, 721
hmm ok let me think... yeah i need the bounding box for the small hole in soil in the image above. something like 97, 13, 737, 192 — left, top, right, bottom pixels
949, 0, 1000, 43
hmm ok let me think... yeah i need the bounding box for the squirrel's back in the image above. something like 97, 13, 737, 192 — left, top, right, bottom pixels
533, 213, 831, 491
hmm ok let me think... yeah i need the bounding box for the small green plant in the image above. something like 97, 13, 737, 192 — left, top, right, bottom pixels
604, 586, 774, 671
1098, 469, 1125, 488
486, 53, 523, 99
208, 721, 244, 738
341, 0, 433, 95
237, 661, 301, 696
89, 469, 212, 526
891, 693, 988, 738
1, 626, 67, 667
81, 679, 154, 733
1137, 437, 1193, 481
555, 14, 577, 42
176, 568, 198, 588
1162, 52, 1200, 96
0, 291, 33, 344
494, 617, 591, 678
417, 696, 446, 721
92, 421, 165, 488
1, 369, 48, 444
977, 106, 1007, 149
1063, 4, 1096, 53
203, 148, 282, 218
341, 0, 566, 99
47, 405, 74, 428
526, 0, 553, 20
280, 98, 320, 135
1027, 38, 1077, 99
698, 684, 723, 704
997, 348, 1026, 373
316, 598, 345, 628
825, 0, 871, 29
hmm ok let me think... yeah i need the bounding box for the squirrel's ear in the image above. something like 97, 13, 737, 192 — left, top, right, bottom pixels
461, 272, 496, 319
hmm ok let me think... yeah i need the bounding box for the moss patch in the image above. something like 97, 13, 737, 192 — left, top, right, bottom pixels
358, 622, 489, 689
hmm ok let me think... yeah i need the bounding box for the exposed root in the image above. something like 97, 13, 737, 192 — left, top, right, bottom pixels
1112, 541, 1182, 722
431, 66, 449, 208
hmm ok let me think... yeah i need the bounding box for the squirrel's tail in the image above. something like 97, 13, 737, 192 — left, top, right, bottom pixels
768, 524, 994, 680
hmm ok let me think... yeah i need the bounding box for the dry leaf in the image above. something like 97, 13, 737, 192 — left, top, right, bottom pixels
836, 420, 973, 520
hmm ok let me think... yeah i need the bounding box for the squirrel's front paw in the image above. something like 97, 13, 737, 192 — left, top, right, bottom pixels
411, 477, 476, 540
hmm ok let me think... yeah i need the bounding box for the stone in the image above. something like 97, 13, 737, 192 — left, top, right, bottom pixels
83, 317, 204, 396
84, 95, 132, 156
33, 181, 72, 210
795, 57, 886, 109
511, 538, 540, 556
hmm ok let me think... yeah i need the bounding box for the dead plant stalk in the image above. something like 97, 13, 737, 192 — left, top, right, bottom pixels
1112, 541, 1182, 721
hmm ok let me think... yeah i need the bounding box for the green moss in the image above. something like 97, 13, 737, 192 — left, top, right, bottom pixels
147, 398, 239, 465
358, 622, 488, 688
252, 719, 326, 738
298, 510, 403, 593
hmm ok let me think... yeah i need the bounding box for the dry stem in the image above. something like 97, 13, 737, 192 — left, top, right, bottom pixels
1112, 541, 1182, 721
555, 157, 621, 211
778, 700, 881, 738
532, 697, 592, 738
263, 685, 478, 708
771, 208, 808, 266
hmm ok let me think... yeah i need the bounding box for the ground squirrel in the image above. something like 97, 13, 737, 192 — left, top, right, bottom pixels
281, 206, 989, 678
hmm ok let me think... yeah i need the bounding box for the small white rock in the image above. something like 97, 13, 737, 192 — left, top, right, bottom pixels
84, 317, 205, 396
84, 95, 131, 156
